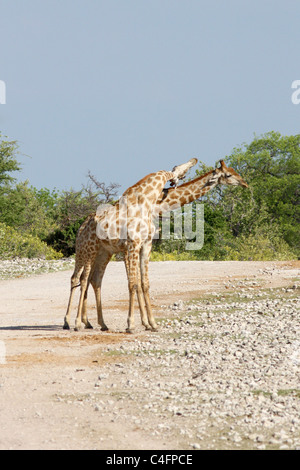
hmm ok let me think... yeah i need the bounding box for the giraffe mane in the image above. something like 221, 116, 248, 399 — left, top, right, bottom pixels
160, 168, 215, 198
124, 173, 156, 193
175, 168, 215, 188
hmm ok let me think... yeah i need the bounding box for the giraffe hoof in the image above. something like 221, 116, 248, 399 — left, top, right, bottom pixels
84, 322, 93, 329
101, 326, 109, 331
63, 322, 70, 330
126, 328, 134, 334
151, 327, 159, 332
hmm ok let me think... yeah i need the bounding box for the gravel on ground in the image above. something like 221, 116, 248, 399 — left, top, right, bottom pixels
0, 259, 299, 450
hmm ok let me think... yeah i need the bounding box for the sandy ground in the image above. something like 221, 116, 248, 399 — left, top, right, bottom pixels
0, 260, 299, 450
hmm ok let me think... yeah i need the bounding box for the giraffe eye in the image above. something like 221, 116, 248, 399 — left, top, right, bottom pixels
226, 174, 232, 178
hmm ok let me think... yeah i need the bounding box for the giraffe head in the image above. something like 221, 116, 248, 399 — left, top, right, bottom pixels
213, 160, 248, 188
170, 158, 198, 186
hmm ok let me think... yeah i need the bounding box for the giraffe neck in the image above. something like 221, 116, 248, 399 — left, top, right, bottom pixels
122, 170, 176, 208
156, 169, 218, 213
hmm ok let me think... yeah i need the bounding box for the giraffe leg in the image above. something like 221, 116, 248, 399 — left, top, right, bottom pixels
81, 284, 93, 329
81, 258, 107, 330
126, 243, 142, 333
63, 265, 83, 329
136, 265, 152, 330
140, 240, 158, 331
63, 286, 76, 330
124, 251, 151, 331
74, 266, 92, 331
89, 250, 112, 331
93, 283, 109, 331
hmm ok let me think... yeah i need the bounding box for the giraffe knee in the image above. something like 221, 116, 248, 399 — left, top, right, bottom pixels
141, 281, 150, 292
129, 282, 138, 292
71, 277, 80, 289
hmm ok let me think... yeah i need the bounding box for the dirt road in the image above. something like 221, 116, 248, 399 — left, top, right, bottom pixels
0, 260, 299, 450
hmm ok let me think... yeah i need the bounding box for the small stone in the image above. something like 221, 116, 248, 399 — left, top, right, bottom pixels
191, 443, 201, 449
279, 444, 290, 450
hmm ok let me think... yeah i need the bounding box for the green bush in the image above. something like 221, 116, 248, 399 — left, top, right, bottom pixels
222, 231, 297, 261
150, 250, 197, 261
44, 218, 85, 257
0, 222, 63, 260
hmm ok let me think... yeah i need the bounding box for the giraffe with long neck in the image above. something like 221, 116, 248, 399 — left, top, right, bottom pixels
82, 160, 248, 332
63, 158, 197, 332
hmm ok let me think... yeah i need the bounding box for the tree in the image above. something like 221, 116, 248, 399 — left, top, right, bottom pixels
224, 132, 300, 255
0, 133, 21, 223
45, 174, 120, 256
0, 181, 58, 239
87, 171, 121, 203
0, 133, 20, 189
192, 132, 299, 259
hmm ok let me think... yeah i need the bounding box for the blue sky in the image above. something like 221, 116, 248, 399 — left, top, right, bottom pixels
0, 0, 299, 193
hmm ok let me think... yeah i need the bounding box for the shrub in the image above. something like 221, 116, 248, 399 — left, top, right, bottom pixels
150, 250, 197, 261
0, 222, 63, 260
222, 232, 297, 261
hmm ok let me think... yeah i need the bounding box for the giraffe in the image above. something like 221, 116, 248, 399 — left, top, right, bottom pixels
81, 159, 248, 331
63, 158, 198, 332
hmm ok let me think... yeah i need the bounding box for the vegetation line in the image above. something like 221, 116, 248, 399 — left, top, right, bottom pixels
0, 131, 299, 261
